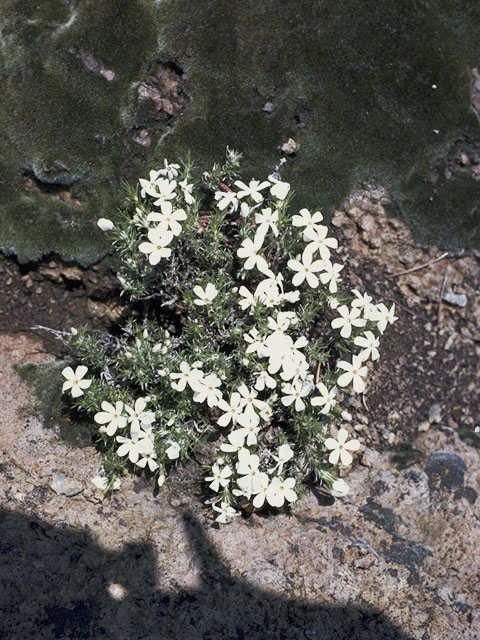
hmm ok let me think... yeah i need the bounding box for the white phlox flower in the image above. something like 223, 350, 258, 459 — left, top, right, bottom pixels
331, 305, 366, 339
281, 289, 301, 304
179, 179, 194, 205
337, 355, 368, 393
137, 425, 155, 454
213, 501, 239, 524
370, 303, 398, 333
252, 482, 270, 508
266, 477, 297, 507
193, 283, 218, 306
354, 331, 380, 361
216, 392, 243, 427
170, 361, 204, 392
220, 429, 247, 454
237, 230, 269, 273
238, 285, 258, 310
269, 443, 294, 475
234, 179, 270, 203
287, 248, 324, 288
139, 170, 162, 198
116, 431, 143, 464
331, 478, 350, 497
62, 365, 92, 398
268, 175, 290, 201
304, 225, 338, 261
279, 355, 309, 382
205, 463, 232, 492
215, 190, 239, 212
327, 296, 340, 309
97, 218, 114, 231
351, 289, 376, 319
236, 413, 261, 445
165, 441, 181, 460
291, 208, 323, 236
267, 311, 296, 334
193, 373, 223, 407
264, 332, 296, 375
151, 178, 178, 205
136, 450, 159, 472
255, 281, 283, 308
259, 404, 273, 422
319, 259, 344, 293
254, 369, 277, 391
324, 428, 360, 466
244, 328, 267, 357
236, 383, 266, 415
236, 450, 269, 494
125, 398, 155, 432
159, 159, 180, 180
92, 475, 121, 491
310, 383, 337, 414
139, 226, 174, 265
281, 380, 310, 412
255, 207, 279, 237
146, 201, 186, 236
94, 401, 127, 436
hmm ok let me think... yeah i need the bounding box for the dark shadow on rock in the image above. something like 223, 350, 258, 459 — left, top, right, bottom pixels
0, 508, 414, 639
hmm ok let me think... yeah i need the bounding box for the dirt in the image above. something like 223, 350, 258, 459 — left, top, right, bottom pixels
0, 253, 122, 355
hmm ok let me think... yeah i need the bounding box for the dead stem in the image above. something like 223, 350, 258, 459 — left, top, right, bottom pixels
386, 251, 449, 278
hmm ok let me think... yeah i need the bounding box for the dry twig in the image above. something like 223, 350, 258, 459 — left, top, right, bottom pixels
437, 266, 449, 330
386, 252, 449, 279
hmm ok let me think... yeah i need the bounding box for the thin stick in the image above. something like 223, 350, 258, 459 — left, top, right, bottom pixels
362, 394, 369, 413
386, 252, 449, 278
216, 180, 232, 192
437, 266, 449, 330
315, 361, 321, 384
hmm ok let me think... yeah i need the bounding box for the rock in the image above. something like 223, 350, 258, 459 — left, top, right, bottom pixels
262, 102, 275, 113
361, 449, 380, 467
425, 451, 466, 493
279, 138, 300, 155
49, 472, 84, 497
428, 403, 442, 424
443, 292, 467, 307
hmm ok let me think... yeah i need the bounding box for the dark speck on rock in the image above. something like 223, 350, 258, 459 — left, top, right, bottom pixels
425, 451, 466, 494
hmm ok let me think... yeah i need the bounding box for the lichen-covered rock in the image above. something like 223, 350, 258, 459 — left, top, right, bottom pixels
1, 0, 480, 266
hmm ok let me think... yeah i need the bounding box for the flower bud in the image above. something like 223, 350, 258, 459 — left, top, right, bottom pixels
97, 217, 114, 231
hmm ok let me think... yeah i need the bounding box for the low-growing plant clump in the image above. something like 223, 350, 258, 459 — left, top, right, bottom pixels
61, 150, 397, 523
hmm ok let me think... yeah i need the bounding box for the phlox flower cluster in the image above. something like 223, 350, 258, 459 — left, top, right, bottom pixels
61, 151, 397, 523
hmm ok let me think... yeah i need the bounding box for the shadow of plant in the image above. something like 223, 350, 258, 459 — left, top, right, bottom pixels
0, 508, 413, 639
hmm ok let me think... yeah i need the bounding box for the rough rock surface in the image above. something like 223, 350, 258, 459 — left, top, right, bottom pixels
1, 201, 479, 639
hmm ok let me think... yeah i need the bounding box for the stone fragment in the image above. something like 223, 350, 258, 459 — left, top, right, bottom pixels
279, 138, 300, 155
425, 451, 466, 493
428, 403, 442, 424
361, 449, 380, 468
442, 291, 467, 307
49, 472, 84, 497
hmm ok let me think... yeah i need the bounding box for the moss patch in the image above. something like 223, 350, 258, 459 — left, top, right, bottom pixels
155, 0, 480, 248
1, 0, 479, 262
16, 362, 91, 446
0, 0, 179, 265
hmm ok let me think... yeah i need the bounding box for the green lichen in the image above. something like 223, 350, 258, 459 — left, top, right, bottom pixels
16, 362, 91, 446
1, 0, 480, 264
0, 0, 162, 265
